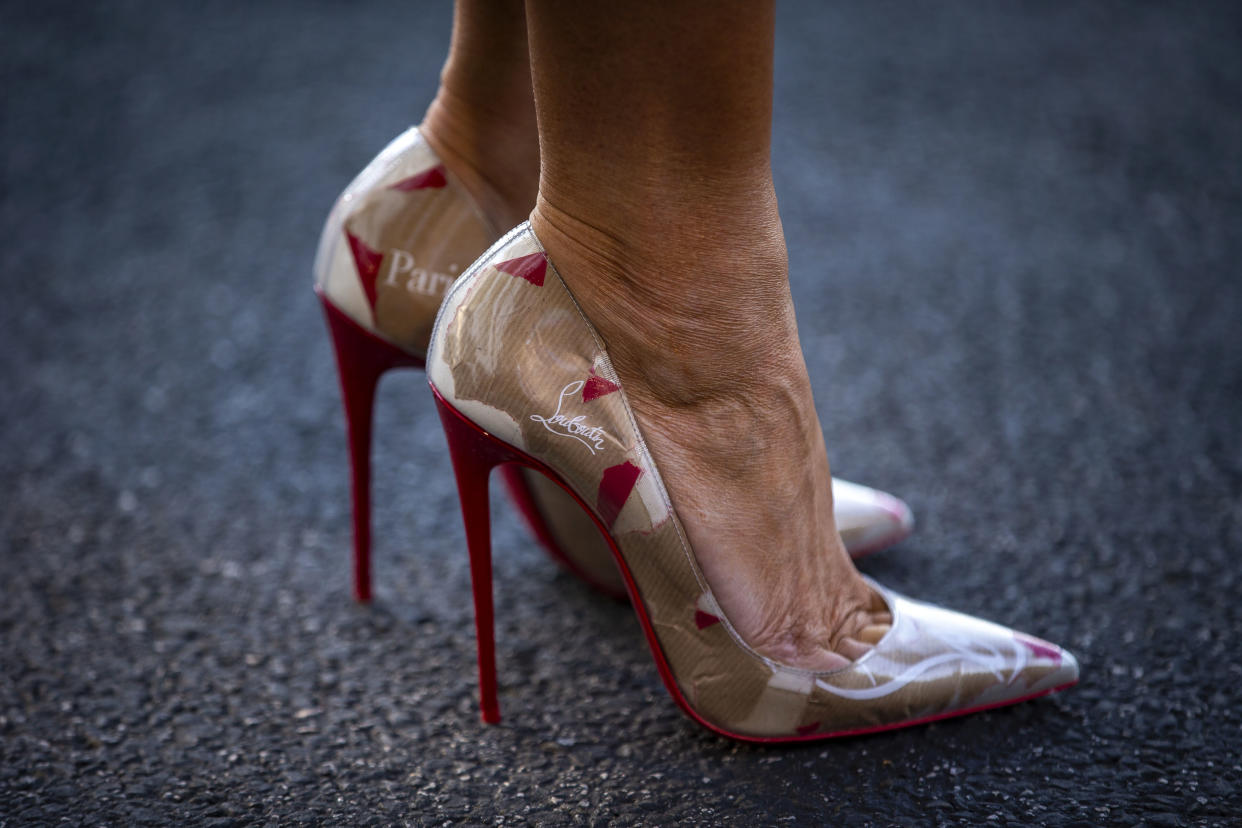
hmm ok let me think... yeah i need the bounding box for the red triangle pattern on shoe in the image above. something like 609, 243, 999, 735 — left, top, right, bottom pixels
494, 252, 547, 286
694, 610, 721, 630
582, 369, 620, 402
345, 230, 384, 309
1018, 634, 1062, 664
795, 721, 821, 737
388, 165, 447, 191
597, 460, 642, 529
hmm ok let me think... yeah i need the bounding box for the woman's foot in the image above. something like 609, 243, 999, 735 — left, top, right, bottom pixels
530, 198, 890, 671
418, 4, 903, 651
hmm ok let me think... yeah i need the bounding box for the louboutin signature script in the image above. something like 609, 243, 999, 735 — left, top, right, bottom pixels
530, 381, 608, 454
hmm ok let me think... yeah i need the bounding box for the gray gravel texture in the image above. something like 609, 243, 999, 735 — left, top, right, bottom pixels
3, 1, 1241, 825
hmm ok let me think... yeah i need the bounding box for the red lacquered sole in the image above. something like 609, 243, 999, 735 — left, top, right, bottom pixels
499, 466, 630, 601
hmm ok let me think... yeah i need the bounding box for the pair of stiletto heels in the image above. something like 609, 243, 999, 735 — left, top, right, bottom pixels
314, 127, 1078, 742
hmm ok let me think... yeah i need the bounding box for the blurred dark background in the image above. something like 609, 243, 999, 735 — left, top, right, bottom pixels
2, 1, 1240, 823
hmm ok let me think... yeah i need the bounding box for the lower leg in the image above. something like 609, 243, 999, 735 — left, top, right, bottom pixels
525, 0, 886, 669
421, 0, 540, 230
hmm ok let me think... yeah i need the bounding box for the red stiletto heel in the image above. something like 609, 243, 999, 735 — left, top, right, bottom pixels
434, 393, 515, 723
318, 291, 423, 602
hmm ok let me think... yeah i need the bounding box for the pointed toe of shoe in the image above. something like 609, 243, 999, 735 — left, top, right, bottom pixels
1013, 632, 1079, 692
1057, 645, 1080, 686
784, 581, 1080, 738
832, 478, 915, 558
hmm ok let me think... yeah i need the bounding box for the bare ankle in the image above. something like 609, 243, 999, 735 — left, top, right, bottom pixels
530, 195, 796, 399
421, 90, 539, 231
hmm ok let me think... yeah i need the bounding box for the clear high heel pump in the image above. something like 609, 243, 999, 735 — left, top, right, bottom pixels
427, 223, 1078, 741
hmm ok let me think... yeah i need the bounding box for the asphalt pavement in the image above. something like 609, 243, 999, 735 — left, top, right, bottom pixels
2, 1, 1240, 824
